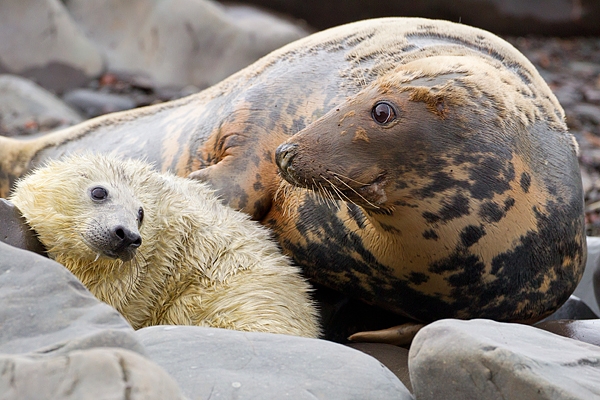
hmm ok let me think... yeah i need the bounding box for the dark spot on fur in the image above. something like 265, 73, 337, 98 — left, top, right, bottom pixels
395, 181, 408, 190
380, 223, 401, 233
413, 171, 468, 199
468, 157, 514, 201
438, 193, 471, 222
253, 174, 263, 191
409, 272, 429, 285
423, 229, 439, 240
263, 150, 272, 162
347, 203, 366, 229
253, 199, 270, 220
422, 211, 440, 224
504, 197, 515, 211
479, 201, 504, 223
520, 172, 531, 193
394, 200, 418, 208
430, 251, 485, 275
460, 225, 486, 248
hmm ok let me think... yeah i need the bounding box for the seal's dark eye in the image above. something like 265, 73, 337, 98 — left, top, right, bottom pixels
90, 186, 108, 201
372, 102, 396, 125
138, 207, 144, 224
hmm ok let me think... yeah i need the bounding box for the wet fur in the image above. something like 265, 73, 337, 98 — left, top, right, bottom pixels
10, 154, 320, 337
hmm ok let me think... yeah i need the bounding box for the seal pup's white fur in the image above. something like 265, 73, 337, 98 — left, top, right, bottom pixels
10, 153, 320, 338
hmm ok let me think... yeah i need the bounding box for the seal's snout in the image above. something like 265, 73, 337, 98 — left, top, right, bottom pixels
275, 143, 298, 173
111, 225, 142, 261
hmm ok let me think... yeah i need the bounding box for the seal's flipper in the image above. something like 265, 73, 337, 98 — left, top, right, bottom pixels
348, 322, 425, 347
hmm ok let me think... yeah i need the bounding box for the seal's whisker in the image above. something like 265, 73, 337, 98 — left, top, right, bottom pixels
312, 178, 333, 206
331, 175, 381, 209
308, 179, 325, 206
316, 181, 337, 210
320, 175, 360, 209
329, 171, 372, 186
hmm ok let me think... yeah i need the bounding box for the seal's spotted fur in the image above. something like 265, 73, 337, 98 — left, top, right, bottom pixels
0, 18, 585, 325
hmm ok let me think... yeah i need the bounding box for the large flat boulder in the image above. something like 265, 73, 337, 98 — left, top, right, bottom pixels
409, 319, 600, 400
0, 241, 142, 356
0, 0, 103, 93
66, 0, 309, 89
0, 241, 186, 398
0, 348, 184, 400
136, 325, 413, 399
0, 74, 82, 137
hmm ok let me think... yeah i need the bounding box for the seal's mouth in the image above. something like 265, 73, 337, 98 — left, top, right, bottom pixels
82, 226, 141, 263
275, 141, 389, 209
102, 247, 138, 262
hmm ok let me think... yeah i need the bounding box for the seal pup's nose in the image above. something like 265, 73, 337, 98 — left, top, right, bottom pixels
275, 143, 298, 172
111, 225, 142, 261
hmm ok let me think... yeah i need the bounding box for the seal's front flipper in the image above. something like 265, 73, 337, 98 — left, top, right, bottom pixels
348, 322, 425, 347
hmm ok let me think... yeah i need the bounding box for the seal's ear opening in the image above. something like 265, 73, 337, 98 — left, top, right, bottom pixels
0, 198, 47, 257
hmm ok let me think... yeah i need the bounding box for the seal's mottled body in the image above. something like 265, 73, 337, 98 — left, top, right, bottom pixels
0, 18, 585, 324
10, 154, 319, 337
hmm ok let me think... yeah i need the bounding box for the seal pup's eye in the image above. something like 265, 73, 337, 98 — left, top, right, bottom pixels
137, 207, 144, 225
90, 186, 108, 201
372, 101, 397, 125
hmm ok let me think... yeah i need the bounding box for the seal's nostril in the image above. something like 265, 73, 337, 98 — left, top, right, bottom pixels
275, 143, 298, 171
113, 226, 142, 248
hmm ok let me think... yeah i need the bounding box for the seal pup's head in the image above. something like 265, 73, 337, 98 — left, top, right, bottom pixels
10, 153, 147, 266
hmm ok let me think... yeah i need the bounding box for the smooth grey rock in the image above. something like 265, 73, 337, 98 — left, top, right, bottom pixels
66, 0, 309, 89
0, 0, 103, 92
409, 319, 600, 400
346, 342, 412, 393
0, 241, 144, 356
63, 88, 137, 118
536, 319, 600, 347
0, 74, 82, 137
136, 325, 413, 400
574, 236, 600, 316
0, 348, 185, 400
0, 199, 46, 255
